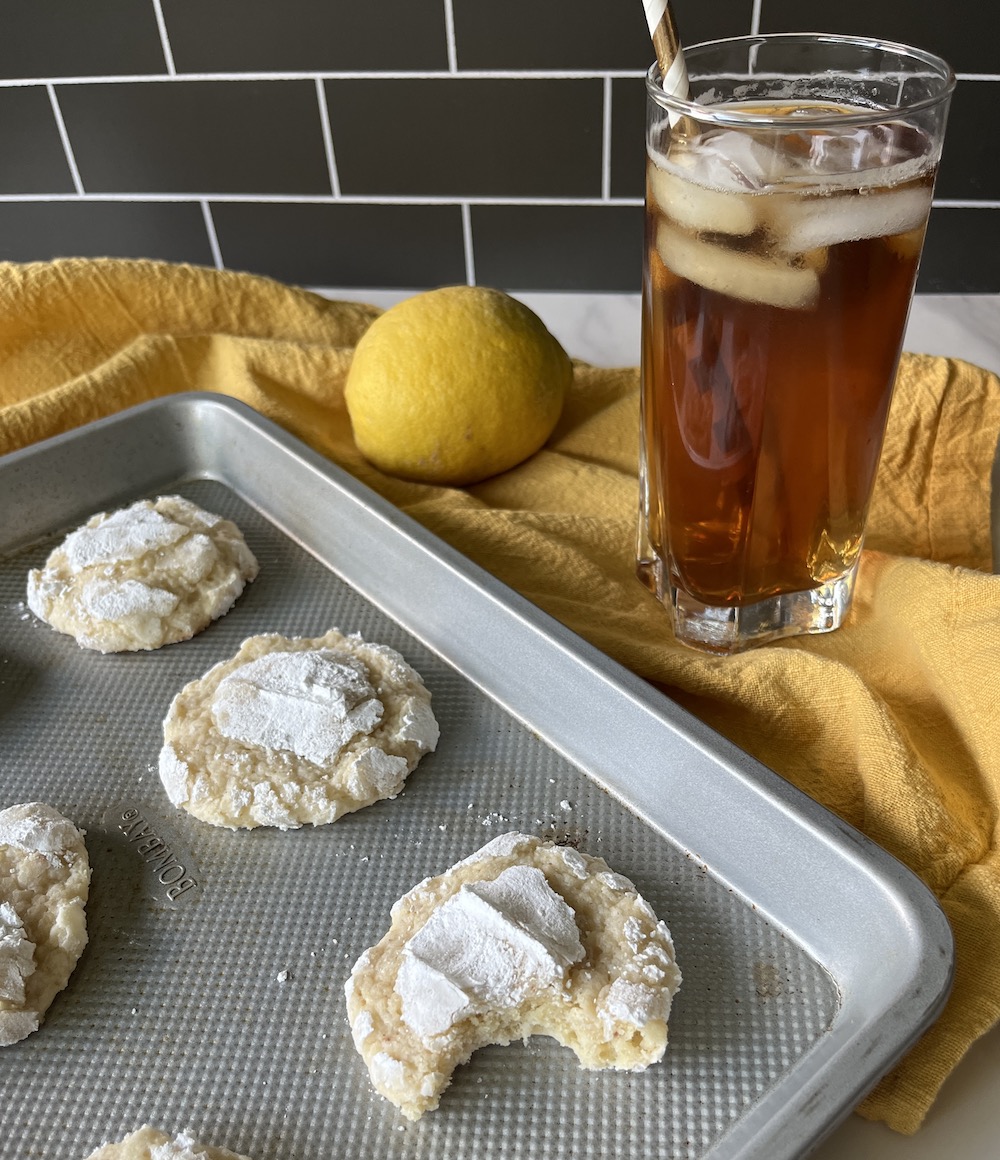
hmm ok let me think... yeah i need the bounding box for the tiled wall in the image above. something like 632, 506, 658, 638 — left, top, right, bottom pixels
0, 0, 996, 294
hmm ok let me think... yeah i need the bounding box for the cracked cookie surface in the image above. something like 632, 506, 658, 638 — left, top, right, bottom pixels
0, 802, 90, 1047
27, 495, 258, 652
159, 629, 439, 829
345, 832, 681, 1120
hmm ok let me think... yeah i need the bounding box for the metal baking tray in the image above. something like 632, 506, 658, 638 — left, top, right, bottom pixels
0, 394, 952, 1160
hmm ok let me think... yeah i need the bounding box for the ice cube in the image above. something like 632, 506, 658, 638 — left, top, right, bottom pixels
656, 222, 820, 311
684, 130, 786, 192
800, 121, 917, 178
769, 184, 933, 253
650, 161, 758, 236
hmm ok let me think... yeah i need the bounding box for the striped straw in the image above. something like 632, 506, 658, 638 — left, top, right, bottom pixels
642, 0, 690, 102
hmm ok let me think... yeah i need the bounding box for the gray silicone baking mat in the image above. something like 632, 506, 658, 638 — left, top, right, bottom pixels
0, 395, 953, 1160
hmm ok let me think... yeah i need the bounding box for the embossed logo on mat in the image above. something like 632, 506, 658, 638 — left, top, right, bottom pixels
109, 804, 200, 907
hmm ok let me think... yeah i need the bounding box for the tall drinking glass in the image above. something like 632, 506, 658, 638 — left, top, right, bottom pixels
637, 35, 954, 653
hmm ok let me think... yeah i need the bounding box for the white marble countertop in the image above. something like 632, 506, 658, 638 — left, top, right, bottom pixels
318, 289, 1000, 381
318, 286, 1000, 1158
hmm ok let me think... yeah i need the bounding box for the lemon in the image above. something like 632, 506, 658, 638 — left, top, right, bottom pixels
344, 286, 572, 486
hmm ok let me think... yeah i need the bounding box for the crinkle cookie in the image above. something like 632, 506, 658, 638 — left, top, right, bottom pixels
26, 495, 259, 652
158, 629, 440, 830
345, 832, 681, 1120
0, 802, 90, 1047
83, 1126, 252, 1160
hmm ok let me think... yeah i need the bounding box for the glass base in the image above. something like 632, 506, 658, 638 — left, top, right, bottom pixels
637, 555, 859, 655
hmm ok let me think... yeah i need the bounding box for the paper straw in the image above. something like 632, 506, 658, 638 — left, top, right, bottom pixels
642, 0, 690, 101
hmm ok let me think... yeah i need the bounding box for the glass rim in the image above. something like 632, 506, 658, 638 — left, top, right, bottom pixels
646, 32, 956, 128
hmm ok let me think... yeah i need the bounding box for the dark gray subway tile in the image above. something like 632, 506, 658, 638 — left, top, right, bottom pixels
668, 0, 756, 49
212, 201, 466, 288
471, 204, 644, 291
57, 80, 331, 195
452, 0, 753, 70
0, 87, 75, 194
161, 0, 448, 74
917, 207, 1000, 293
326, 78, 603, 198
0, 201, 215, 265
934, 81, 1000, 199
0, 1, 165, 80
452, 0, 650, 70
759, 0, 997, 75
610, 77, 647, 199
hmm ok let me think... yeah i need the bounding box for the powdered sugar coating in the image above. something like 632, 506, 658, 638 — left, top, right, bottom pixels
212, 650, 382, 766
0, 801, 86, 859
456, 830, 530, 866
396, 865, 585, 1042
158, 629, 439, 830
63, 504, 188, 570
346, 832, 681, 1120
26, 495, 258, 653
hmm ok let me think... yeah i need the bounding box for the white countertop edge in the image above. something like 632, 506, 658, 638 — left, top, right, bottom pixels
312, 289, 1000, 379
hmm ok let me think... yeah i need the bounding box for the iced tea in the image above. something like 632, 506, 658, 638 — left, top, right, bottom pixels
637, 38, 953, 651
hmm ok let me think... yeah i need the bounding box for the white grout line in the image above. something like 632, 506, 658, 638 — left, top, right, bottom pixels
45, 85, 84, 196
934, 199, 1000, 209
0, 192, 648, 207
750, 0, 763, 36
314, 78, 341, 197
601, 76, 613, 201
0, 69, 650, 88
150, 0, 176, 77
200, 200, 223, 268
461, 202, 475, 284
443, 0, 458, 73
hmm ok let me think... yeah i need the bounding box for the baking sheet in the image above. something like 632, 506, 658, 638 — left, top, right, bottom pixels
0, 394, 952, 1160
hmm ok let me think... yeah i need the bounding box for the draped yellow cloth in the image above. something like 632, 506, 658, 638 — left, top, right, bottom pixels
3, 258, 1000, 1134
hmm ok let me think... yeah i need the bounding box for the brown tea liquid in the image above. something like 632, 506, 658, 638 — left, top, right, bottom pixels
640, 107, 934, 607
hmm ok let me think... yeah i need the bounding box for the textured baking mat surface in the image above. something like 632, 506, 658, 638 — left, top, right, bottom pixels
0, 479, 838, 1160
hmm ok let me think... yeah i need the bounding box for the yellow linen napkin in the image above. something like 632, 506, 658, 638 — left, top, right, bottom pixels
2, 258, 1000, 1134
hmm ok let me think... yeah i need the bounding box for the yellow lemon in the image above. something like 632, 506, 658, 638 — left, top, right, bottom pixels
344, 286, 572, 486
